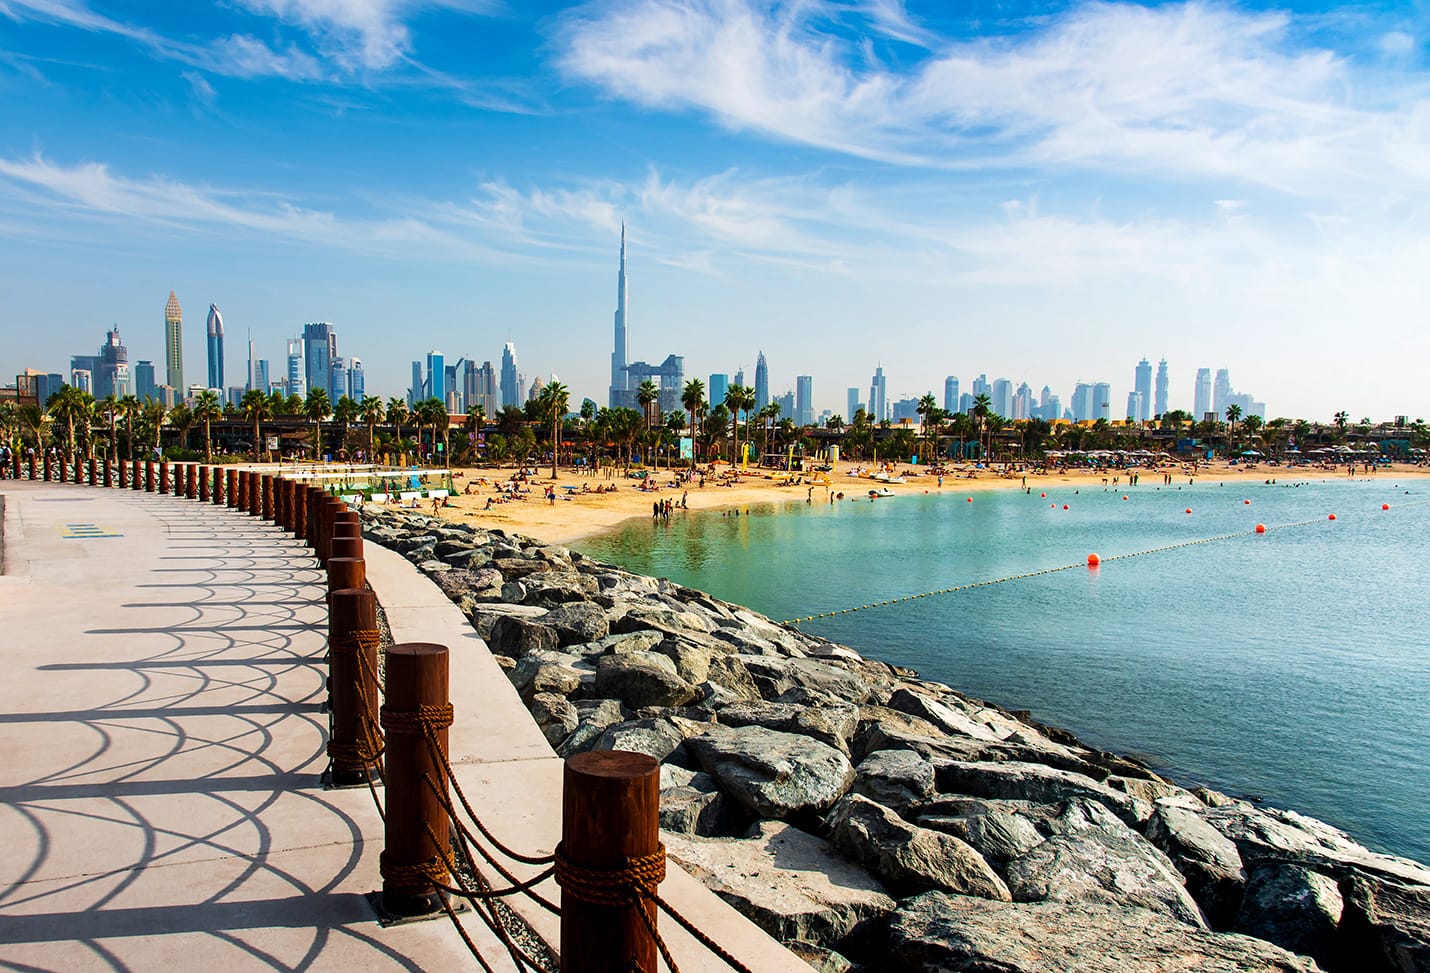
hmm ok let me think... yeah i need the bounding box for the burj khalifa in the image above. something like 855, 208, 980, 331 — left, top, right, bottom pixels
608, 223, 628, 409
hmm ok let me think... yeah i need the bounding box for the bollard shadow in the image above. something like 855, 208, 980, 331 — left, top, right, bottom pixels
0, 503, 416, 971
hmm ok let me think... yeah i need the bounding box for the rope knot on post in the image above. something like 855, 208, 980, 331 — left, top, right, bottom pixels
380, 703, 454, 736
328, 629, 382, 656
554, 842, 666, 908
379, 849, 453, 888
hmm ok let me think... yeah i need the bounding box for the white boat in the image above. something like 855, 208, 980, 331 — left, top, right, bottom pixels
871, 471, 905, 484
867, 488, 896, 498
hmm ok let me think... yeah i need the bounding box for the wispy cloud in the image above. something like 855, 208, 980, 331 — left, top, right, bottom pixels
556, 0, 1430, 197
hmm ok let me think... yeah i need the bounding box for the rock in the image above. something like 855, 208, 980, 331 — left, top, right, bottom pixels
704, 655, 762, 701
610, 605, 713, 636
1107, 775, 1189, 804
663, 821, 895, 949
506, 650, 589, 701
907, 796, 1044, 868
1235, 863, 1343, 968
555, 698, 628, 757
886, 893, 1325, 973
887, 687, 1005, 742
528, 692, 578, 748
739, 655, 874, 704
686, 725, 854, 819
935, 760, 1150, 827
1145, 801, 1246, 929
659, 783, 744, 837
716, 700, 858, 755
487, 614, 560, 657
591, 717, 691, 762
594, 651, 697, 709
594, 630, 666, 655
826, 794, 1011, 901
654, 633, 723, 684
518, 571, 599, 605
1340, 873, 1430, 973
492, 556, 550, 577
783, 942, 851, 973
851, 750, 935, 810
539, 602, 610, 646
464, 602, 548, 639
1002, 799, 1205, 927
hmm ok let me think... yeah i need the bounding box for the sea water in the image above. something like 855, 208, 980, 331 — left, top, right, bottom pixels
578, 477, 1430, 864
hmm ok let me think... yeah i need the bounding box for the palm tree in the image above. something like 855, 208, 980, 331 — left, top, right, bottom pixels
304, 387, 331, 460
388, 398, 409, 443
19, 401, 49, 455
361, 396, 385, 458
193, 390, 222, 462
916, 393, 940, 461
167, 403, 196, 456
333, 395, 359, 456
98, 394, 120, 465
636, 379, 660, 434
118, 394, 141, 460
1333, 410, 1350, 442
682, 378, 705, 464
47, 385, 88, 460
1225, 404, 1243, 454
539, 380, 570, 479
140, 400, 167, 459
972, 393, 992, 460
240, 388, 272, 462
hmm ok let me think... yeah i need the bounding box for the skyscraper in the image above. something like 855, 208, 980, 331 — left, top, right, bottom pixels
708, 373, 729, 410
609, 223, 629, 409
500, 342, 519, 408
1071, 383, 1094, 422
248, 334, 260, 391
1133, 358, 1152, 423
1093, 382, 1112, 420
206, 304, 224, 391
163, 291, 183, 392
944, 376, 959, 413
1126, 391, 1143, 422
426, 351, 446, 406
410, 361, 424, 406
754, 352, 769, 410
991, 378, 1012, 418
286, 340, 306, 398
1154, 359, 1169, 418
1194, 368, 1213, 419
347, 358, 364, 400
135, 360, 156, 401
302, 322, 336, 402
847, 387, 861, 421
1213, 369, 1233, 418
869, 366, 887, 422
795, 375, 813, 426
96, 326, 129, 400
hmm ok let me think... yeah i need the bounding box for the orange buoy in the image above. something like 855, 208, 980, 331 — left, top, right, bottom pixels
1040, 492, 1046, 498
1087, 553, 1100, 566
1255, 524, 1266, 533
967, 497, 973, 503
1122, 495, 1128, 501
1382, 503, 1390, 510
1244, 499, 1251, 505
1063, 504, 1070, 510
1185, 508, 1192, 514
1328, 513, 1336, 520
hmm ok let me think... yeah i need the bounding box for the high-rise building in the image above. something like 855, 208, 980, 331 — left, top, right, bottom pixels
1133, 358, 1152, 423
1213, 369, 1233, 419
70, 368, 92, 394
733, 367, 745, 389
776, 391, 795, 423
255, 359, 270, 394
347, 358, 365, 400
754, 352, 769, 410
426, 351, 446, 406
1154, 359, 1169, 418
847, 387, 861, 421
869, 366, 887, 422
96, 327, 129, 400
500, 342, 519, 408
285, 340, 306, 398
795, 375, 813, 426
468, 361, 498, 418
991, 378, 1012, 418
1012, 383, 1032, 420
226, 386, 245, 408
135, 360, 157, 401
944, 376, 959, 413
247, 334, 260, 391
302, 322, 336, 402
1093, 382, 1112, 421
163, 291, 184, 392
1071, 382, 1094, 422
708, 373, 729, 410
206, 304, 224, 391
610, 223, 629, 408
971, 374, 989, 399
1126, 391, 1143, 422
1194, 368, 1213, 420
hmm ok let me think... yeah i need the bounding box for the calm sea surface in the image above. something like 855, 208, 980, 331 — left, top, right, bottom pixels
577, 476, 1430, 864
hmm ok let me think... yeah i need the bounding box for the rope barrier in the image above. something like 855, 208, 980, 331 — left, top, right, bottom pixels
781, 514, 1339, 625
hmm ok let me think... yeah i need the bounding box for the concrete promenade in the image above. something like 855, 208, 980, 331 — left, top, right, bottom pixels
0, 477, 806, 973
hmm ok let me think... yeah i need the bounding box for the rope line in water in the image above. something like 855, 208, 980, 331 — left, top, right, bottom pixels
780, 504, 1424, 626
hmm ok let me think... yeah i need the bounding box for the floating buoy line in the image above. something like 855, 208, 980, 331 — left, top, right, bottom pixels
781, 499, 1427, 627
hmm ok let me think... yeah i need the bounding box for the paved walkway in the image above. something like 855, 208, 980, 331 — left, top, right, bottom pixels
0, 480, 488, 971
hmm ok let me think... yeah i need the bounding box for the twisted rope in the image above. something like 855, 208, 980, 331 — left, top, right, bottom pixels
553, 842, 666, 909
379, 849, 452, 890
329, 628, 382, 655
381, 702, 454, 735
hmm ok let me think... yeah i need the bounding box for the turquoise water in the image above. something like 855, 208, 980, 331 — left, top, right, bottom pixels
578, 477, 1430, 864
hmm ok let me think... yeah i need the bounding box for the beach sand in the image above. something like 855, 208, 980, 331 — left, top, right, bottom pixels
412, 459, 1428, 547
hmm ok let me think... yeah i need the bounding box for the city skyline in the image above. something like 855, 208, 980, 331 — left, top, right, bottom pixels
2, 2, 1428, 419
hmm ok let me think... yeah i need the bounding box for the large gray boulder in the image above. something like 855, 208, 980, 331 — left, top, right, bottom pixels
686, 725, 854, 819
663, 821, 895, 949
464, 602, 548, 640
716, 700, 858, 755
487, 614, 561, 657
505, 650, 589, 701
1145, 801, 1246, 929
887, 687, 1005, 742
738, 655, 874, 704
659, 779, 744, 837
527, 692, 577, 748
825, 794, 1011, 901
1236, 863, 1343, 968
908, 796, 1044, 868
539, 602, 610, 645
851, 750, 935, 810
1339, 873, 1430, 972
935, 759, 1151, 827
593, 651, 697, 709
886, 893, 1325, 973
591, 716, 692, 762
1002, 799, 1205, 928
702, 654, 762, 701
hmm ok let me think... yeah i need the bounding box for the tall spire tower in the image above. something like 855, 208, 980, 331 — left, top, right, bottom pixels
609, 223, 628, 409
164, 290, 184, 393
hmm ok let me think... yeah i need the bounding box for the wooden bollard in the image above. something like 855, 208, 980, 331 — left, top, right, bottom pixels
198, 466, 209, 501
57, 455, 66, 483
145, 461, 156, 492
234, 469, 246, 509
262, 475, 275, 521
28, 454, 36, 480
227, 469, 239, 508
330, 535, 363, 562
185, 464, 196, 499
117, 460, 127, 488
328, 587, 382, 787
103, 459, 113, 488
274, 477, 287, 528
291, 482, 306, 538
212, 468, 225, 505
88, 458, 98, 486
131, 460, 142, 490
559, 751, 662, 973
327, 556, 365, 603
317, 497, 343, 565
248, 472, 260, 517
380, 643, 452, 917
44, 454, 53, 482
305, 487, 321, 548
159, 461, 169, 494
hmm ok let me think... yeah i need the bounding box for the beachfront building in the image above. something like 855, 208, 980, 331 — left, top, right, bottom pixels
1194, 368, 1213, 420
944, 376, 959, 413
754, 352, 769, 410
795, 375, 813, 426
1134, 358, 1153, 423
163, 291, 184, 393
1155, 359, 1169, 417
609, 223, 629, 409
207, 304, 225, 391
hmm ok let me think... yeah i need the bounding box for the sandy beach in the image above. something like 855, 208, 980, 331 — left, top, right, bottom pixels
410, 459, 1429, 547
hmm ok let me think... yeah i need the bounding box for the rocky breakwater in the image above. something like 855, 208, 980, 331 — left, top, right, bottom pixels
362, 506, 1430, 973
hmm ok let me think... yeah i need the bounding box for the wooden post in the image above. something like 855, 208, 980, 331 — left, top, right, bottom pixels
28, 454, 36, 480
262, 474, 275, 521
328, 587, 382, 786
44, 454, 53, 482
198, 466, 210, 501
132, 459, 142, 490
187, 464, 198, 499
159, 461, 169, 494
560, 751, 662, 973
275, 477, 288, 529
88, 458, 98, 486
117, 459, 127, 488
291, 482, 306, 538
213, 468, 225, 505
57, 455, 67, 483
381, 643, 452, 918
330, 535, 364, 562
227, 469, 239, 508
328, 556, 365, 603
103, 459, 113, 488
145, 461, 156, 492
305, 487, 321, 549
317, 497, 342, 565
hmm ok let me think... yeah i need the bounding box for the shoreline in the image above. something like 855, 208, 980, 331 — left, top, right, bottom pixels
419, 460, 1430, 547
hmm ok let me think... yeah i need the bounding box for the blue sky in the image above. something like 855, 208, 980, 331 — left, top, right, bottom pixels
2, 0, 1428, 420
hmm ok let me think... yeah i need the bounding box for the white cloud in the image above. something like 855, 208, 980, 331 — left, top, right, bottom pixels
557, 0, 1430, 197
